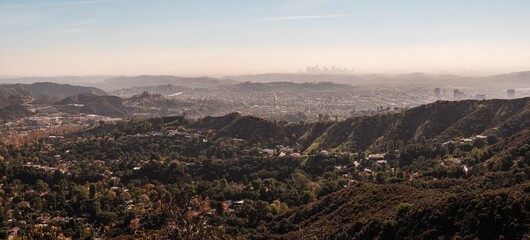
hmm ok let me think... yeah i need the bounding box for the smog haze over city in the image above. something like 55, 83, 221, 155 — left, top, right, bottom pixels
1, 1, 530, 240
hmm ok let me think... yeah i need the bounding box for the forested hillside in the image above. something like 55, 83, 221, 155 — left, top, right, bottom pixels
56, 93, 129, 117
0, 97, 528, 239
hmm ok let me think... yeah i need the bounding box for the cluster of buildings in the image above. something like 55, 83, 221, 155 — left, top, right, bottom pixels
434, 87, 528, 100
217, 85, 436, 121
304, 65, 355, 75
0, 112, 122, 145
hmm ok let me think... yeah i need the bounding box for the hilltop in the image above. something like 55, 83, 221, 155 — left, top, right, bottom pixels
55, 93, 128, 117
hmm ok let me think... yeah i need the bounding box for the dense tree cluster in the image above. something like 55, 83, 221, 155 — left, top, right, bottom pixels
0, 109, 528, 239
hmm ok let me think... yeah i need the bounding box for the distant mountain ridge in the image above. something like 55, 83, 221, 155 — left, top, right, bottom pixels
226, 71, 530, 87
0, 82, 106, 98
2, 71, 528, 91
102, 75, 238, 90
486, 71, 530, 87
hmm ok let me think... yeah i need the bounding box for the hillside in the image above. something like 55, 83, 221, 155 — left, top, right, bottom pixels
6, 96, 530, 239
266, 182, 527, 239
55, 93, 128, 117
0, 88, 35, 120
0, 88, 31, 108
190, 98, 530, 153
186, 98, 530, 239
326, 98, 530, 152
0, 104, 33, 120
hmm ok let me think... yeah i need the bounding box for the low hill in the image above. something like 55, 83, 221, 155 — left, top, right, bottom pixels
217, 115, 285, 143
56, 93, 128, 117
194, 112, 244, 130
0, 104, 33, 120
0, 88, 31, 108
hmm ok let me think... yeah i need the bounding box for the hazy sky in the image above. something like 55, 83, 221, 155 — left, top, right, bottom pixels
1, 0, 530, 76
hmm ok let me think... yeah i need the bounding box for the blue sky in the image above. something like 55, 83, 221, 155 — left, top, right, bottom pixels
1, 0, 529, 76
